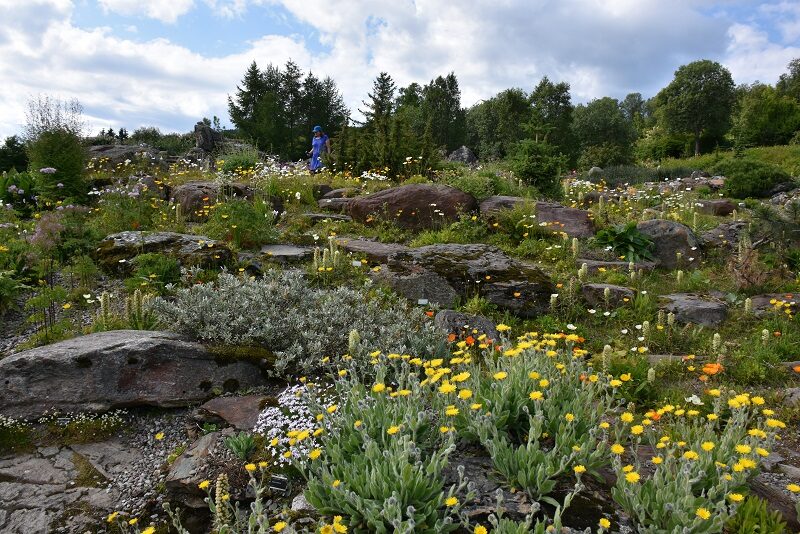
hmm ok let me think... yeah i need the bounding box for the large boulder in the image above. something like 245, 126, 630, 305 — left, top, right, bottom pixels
660, 294, 728, 327
0, 331, 270, 419
171, 181, 284, 222
387, 244, 554, 317
348, 184, 478, 230
446, 146, 478, 165
699, 221, 747, 250
96, 231, 234, 273
694, 199, 736, 216
636, 219, 701, 269
479, 197, 595, 238
371, 269, 459, 307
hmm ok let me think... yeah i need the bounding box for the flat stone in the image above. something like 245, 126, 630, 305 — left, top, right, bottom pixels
166, 431, 230, 509
197, 395, 269, 431
479, 197, 595, 238
259, 244, 313, 263
699, 221, 747, 250
778, 464, 800, 480
321, 188, 359, 199
660, 294, 728, 327
291, 492, 316, 513
336, 238, 410, 263
69, 440, 141, 480
302, 213, 352, 224
317, 197, 351, 213
784, 388, 800, 407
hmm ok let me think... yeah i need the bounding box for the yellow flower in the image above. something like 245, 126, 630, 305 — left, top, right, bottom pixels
397, 389, 411, 396
707, 388, 721, 397
142, 527, 156, 534
696, 508, 711, 520
701, 442, 715, 451
620, 373, 631, 382
735, 444, 752, 455
707, 413, 718, 421
755, 447, 769, 457
529, 391, 543, 401
245, 463, 256, 472
452, 371, 471, 382
282, 451, 292, 459
259, 461, 268, 468
599, 422, 610, 429
326, 404, 338, 414
496, 324, 511, 332
387, 425, 401, 435
787, 483, 800, 493
573, 465, 586, 474
493, 371, 508, 380
439, 382, 456, 394
372, 383, 386, 393
354, 420, 362, 428
458, 389, 473, 400
470, 403, 482, 410
62, 303, 72, 310
625, 472, 640, 483
128, 518, 138, 525
445, 406, 459, 416
599, 517, 611, 529
539, 379, 550, 388
338, 370, 347, 377
728, 493, 744, 502
611, 444, 625, 455
199, 480, 211, 490
620, 412, 634, 423
445, 496, 459, 506
107, 512, 119, 523
309, 448, 322, 460
565, 413, 575, 422
651, 456, 663, 464
274, 521, 288, 532
475, 526, 488, 534
630, 425, 643, 435
683, 451, 699, 460
321, 526, 333, 534
154, 431, 165, 440
609, 379, 622, 387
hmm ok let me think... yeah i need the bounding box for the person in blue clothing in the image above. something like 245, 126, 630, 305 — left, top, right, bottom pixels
307, 125, 331, 173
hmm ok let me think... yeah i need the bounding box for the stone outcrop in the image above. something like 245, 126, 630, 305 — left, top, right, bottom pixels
479, 196, 595, 238
660, 293, 728, 327
96, 231, 234, 273
386, 244, 554, 317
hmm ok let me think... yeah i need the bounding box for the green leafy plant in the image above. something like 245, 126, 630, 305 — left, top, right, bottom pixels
725, 496, 786, 534
715, 158, 792, 199
27, 128, 86, 203
0, 270, 29, 314
225, 432, 257, 461
201, 198, 279, 250
507, 140, 566, 199
594, 222, 655, 262
0, 170, 37, 215
124, 253, 181, 295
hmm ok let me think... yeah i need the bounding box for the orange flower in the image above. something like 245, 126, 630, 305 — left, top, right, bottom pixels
793, 365, 800, 373
465, 336, 475, 346
698, 375, 709, 382
447, 333, 457, 343
774, 331, 782, 337
425, 311, 434, 317
702, 363, 724, 376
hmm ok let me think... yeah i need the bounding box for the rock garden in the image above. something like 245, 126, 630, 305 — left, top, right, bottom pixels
1, 149, 800, 534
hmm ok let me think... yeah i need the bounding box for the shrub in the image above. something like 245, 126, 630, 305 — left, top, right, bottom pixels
0, 170, 37, 215
0, 135, 28, 173
714, 158, 792, 198
153, 272, 448, 376
507, 140, 566, 199
218, 145, 260, 174
725, 496, 786, 533
27, 129, 86, 202
200, 198, 279, 249
225, 432, 256, 461
0, 270, 28, 314
577, 142, 632, 169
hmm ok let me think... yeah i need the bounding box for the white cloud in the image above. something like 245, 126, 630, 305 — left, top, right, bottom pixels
0, 0, 799, 139
97, 0, 195, 24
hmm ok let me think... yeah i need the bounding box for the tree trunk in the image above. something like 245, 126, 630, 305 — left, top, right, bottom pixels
694, 128, 701, 157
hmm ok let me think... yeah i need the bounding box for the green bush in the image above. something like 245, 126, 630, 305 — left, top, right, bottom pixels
218, 145, 260, 174
0, 270, 28, 314
507, 140, 566, 199
200, 198, 279, 249
577, 142, 632, 169
725, 496, 786, 534
714, 158, 793, 198
0, 170, 37, 215
27, 129, 86, 203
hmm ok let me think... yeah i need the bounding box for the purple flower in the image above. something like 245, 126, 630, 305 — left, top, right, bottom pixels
39, 167, 57, 174
7, 185, 17, 193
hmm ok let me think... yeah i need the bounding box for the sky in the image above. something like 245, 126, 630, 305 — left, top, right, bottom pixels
0, 0, 799, 139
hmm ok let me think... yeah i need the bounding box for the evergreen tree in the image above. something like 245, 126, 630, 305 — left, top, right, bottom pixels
227, 61, 268, 143
421, 73, 466, 151
777, 58, 800, 101
529, 77, 575, 159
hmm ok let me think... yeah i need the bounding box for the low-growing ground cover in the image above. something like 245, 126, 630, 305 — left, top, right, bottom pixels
0, 148, 799, 533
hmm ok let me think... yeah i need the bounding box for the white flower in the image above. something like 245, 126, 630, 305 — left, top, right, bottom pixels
295, 192, 302, 200
587, 309, 596, 314
621, 329, 628, 334
566, 324, 577, 330
685, 395, 704, 405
